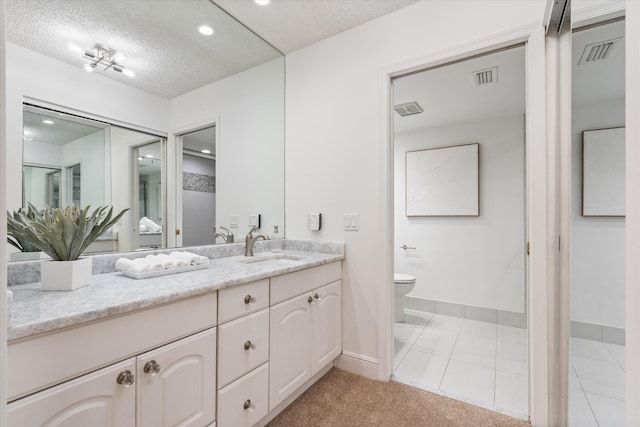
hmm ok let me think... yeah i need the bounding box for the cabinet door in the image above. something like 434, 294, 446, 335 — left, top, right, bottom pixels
269, 292, 312, 411
137, 328, 216, 427
7, 358, 136, 427
311, 280, 342, 374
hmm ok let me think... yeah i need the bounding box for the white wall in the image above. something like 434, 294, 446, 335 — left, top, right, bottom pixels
5, 43, 168, 213
285, 0, 543, 371
571, 100, 625, 328
23, 140, 62, 167
169, 58, 285, 239
395, 115, 525, 312
61, 130, 106, 210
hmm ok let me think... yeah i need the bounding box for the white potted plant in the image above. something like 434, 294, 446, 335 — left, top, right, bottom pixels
7, 204, 128, 291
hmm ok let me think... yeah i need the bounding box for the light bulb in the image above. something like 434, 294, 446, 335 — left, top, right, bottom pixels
67, 42, 84, 54
113, 52, 126, 62
122, 68, 136, 78
42, 120, 54, 125
254, 0, 270, 5
83, 63, 96, 73
201, 149, 211, 154
198, 25, 214, 36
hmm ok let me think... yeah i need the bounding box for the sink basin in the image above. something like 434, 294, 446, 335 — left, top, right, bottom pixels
235, 253, 304, 264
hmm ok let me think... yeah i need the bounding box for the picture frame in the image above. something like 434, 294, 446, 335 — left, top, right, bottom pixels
405, 143, 479, 217
582, 127, 625, 217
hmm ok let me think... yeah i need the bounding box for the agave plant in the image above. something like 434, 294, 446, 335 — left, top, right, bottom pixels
7, 204, 128, 261
7, 204, 42, 252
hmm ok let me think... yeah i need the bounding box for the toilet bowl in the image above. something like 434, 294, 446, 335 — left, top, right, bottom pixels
394, 273, 416, 323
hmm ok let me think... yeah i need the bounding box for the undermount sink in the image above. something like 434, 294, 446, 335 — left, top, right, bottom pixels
235, 253, 304, 264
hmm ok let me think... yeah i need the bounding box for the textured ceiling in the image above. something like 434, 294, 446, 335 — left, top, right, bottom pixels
213, 0, 419, 54
6, 0, 418, 99
6, 0, 282, 99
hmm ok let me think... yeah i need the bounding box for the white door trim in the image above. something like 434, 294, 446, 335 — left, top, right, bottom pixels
379, 22, 544, 424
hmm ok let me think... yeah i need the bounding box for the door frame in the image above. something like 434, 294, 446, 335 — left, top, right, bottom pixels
379, 23, 547, 424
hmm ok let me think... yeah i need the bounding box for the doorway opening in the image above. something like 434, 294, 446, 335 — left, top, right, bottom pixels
390, 44, 528, 419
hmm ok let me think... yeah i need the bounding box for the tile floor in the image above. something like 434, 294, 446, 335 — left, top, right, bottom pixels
392, 310, 625, 425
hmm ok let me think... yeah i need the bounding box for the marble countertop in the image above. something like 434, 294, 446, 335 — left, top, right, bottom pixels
8, 250, 343, 341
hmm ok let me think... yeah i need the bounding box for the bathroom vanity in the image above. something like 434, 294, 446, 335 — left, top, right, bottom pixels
6, 242, 344, 427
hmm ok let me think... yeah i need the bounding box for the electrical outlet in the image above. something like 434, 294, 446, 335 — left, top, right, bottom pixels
230, 214, 239, 228
344, 213, 359, 231
308, 213, 321, 231
249, 213, 261, 228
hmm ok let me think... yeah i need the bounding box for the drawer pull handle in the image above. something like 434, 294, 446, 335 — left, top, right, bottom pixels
243, 399, 255, 411
308, 296, 313, 304
116, 370, 135, 387
244, 340, 256, 351
244, 294, 256, 304
143, 360, 161, 376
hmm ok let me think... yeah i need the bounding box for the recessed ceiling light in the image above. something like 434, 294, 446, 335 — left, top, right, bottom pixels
145, 154, 154, 158
201, 149, 211, 154
198, 25, 214, 36
42, 119, 54, 125
254, 0, 270, 5
138, 156, 143, 161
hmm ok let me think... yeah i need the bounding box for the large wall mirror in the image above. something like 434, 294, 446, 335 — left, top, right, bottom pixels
6, 0, 285, 258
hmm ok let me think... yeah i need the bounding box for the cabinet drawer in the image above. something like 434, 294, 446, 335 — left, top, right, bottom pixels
270, 261, 341, 305
218, 279, 269, 323
217, 363, 269, 427
217, 309, 269, 388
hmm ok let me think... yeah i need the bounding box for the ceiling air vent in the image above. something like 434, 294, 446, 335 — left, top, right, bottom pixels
472, 67, 498, 86
394, 102, 423, 117
578, 37, 622, 65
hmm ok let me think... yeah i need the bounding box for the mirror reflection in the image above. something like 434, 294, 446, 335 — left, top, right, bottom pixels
6, 0, 285, 259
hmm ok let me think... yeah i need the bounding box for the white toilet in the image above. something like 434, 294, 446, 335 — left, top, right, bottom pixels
394, 273, 416, 323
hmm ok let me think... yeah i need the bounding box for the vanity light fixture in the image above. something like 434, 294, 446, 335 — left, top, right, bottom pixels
198, 25, 214, 36
69, 42, 136, 79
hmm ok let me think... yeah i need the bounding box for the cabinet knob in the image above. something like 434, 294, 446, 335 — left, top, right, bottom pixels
307, 296, 313, 304
116, 370, 135, 387
143, 360, 161, 376
243, 399, 255, 411
244, 294, 256, 304
244, 340, 256, 351
313, 293, 321, 301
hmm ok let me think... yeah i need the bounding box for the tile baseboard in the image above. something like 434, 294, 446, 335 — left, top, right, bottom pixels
571, 320, 625, 346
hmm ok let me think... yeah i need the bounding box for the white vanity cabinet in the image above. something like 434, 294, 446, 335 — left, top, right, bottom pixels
7, 293, 218, 427
7, 358, 137, 427
216, 279, 270, 427
269, 262, 342, 411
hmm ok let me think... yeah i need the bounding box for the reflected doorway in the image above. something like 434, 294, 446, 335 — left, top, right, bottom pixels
180, 125, 216, 247
134, 140, 163, 249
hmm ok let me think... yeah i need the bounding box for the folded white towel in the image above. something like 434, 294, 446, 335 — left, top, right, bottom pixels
170, 251, 209, 265
144, 255, 165, 271
116, 258, 151, 274
156, 254, 176, 269
169, 255, 188, 268
140, 217, 162, 233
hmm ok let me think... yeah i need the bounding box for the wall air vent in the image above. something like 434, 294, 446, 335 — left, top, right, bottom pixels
578, 37, 622, 65
394, 102, 423, 117
472, 67, 498, 86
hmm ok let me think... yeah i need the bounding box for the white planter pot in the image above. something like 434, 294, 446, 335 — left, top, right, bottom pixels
41, 257, 93, 291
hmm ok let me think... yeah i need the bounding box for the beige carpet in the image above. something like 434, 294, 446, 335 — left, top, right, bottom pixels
267, 368, 530, 427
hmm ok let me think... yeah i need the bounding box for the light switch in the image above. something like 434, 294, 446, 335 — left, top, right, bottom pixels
230, 214, 239, 228
344, 213, 359, 231
308, 213, 321, 231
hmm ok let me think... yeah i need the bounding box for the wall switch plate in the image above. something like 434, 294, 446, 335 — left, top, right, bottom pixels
344, 213, 359, 231
308, 213, 321, 231
230, 214, 239, 228
249, 213, 261, 228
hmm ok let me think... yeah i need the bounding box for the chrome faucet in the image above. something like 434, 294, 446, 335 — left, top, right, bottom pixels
214, 226, 234, 243
245, 226, 270, 257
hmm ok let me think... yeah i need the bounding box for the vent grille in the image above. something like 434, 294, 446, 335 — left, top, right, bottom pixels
578, 38, 622, 65
472, 67, 498, 86
394, 102, 423, 117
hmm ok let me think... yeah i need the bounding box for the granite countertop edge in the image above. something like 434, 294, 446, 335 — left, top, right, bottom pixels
8, 250, 344, 341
